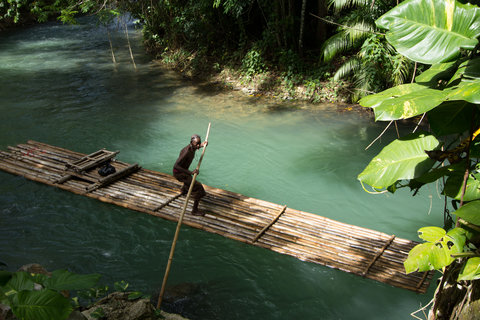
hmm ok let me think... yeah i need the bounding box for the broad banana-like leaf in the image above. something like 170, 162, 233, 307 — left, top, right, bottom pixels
458, 257, 480, 281
454, 200, 480, 225
3, 272, 34, 296
376, 0, 480, 64
43, 270, 101, 291
427, 101, 475, 136
11, 289, 72, 320
359, 83, 447, 121
415, 61, 460, 86
446, 57, 480, 86
358, 132, 439, 189
446, 79, 480, 104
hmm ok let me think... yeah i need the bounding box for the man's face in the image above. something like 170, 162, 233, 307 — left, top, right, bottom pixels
192, 138, 201, 149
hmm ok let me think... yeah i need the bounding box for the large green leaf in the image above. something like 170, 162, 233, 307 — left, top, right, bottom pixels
417, 226, 446, 242
3, 272, 34, 297
11, 289, 72, 320
43, 270, 101, 291
415, 61, 460, 86
405, 227, 467, 273
444, 172, 480, 201
454, 200, 480, 225
458, 257, 480, 280
427, 100, 475, 136
449, 57, 480, 84
376, 0, 480, 64
358, 83, 447, 121
414, 162, 464, 185
358, 132, 439, 189
446, 79, 480, 104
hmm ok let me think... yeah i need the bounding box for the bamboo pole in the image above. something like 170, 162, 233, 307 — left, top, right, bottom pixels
252, 205, 286, 242
157, 122, 211, 309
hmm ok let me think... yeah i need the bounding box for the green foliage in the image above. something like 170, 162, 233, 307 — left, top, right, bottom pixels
0, 269, 101, 320
241, 46, 267, 78
78, 284, 109, 306
358, 132, 440, 189
322, 0, 409, 101
376, 0, 480, 64
358, 0, 480, 283
404, 227, 467, 273
91, 307, 105, 319
114, 280, 129, 292
458, 257, 480, 280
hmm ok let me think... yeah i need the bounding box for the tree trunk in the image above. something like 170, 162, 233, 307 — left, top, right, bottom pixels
299, 0, 307, 57
428, 261, 480, 319
315, 0, 327, 44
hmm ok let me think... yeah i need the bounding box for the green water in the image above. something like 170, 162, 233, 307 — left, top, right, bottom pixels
0, 17, 444, 319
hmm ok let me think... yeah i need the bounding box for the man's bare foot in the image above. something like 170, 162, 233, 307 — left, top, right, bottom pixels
191, 210, 205, 216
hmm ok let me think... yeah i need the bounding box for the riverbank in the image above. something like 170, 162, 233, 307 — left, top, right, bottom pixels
144, 43, 357, 104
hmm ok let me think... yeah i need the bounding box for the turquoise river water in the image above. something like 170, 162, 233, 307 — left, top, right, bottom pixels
0, 17, 445, 319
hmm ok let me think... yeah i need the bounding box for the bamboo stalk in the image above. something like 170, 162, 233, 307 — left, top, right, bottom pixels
153, 193, 183, 211
361, 235, 396, 276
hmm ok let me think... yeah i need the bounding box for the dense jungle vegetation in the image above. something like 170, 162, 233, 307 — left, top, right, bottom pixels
0, 0, 426, 102
3, 1, 480, 319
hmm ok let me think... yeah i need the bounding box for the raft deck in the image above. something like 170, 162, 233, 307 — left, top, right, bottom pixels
0, 141, 433, 293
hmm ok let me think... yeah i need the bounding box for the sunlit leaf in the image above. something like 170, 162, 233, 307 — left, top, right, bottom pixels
358, 132, 439, 189
405, 227, 467, 273
446, 80, 480, 104
404, 242, 449, 273
454, 200, 480, 225
359, 83, 447, 121
417, 226, 445, 242
376, 0, 480, 64
445, 227, 467, 254
458, 257, 480, 280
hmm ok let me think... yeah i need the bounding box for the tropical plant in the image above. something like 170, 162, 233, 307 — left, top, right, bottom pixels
357, 0, 480, 317
321, 0, 414, 101
0, 269, 101, 320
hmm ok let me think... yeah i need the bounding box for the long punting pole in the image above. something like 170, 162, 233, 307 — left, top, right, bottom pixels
157, 122, 211, 309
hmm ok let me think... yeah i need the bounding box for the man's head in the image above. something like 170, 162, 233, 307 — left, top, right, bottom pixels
191, 134, 201, 148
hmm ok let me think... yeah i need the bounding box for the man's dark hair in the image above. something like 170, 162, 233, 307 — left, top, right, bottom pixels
191, 134, 201, 143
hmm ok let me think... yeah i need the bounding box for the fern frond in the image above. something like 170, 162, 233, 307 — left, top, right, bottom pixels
328, 0, 371, 13
344, 21, 375, 41
321, 21, 373, 62
321, 32, 352, 62
390, 54, 413, 86
333, 57, 361, 81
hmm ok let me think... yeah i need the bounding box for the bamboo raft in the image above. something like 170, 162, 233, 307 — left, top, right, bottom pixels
0, 141, 433, 293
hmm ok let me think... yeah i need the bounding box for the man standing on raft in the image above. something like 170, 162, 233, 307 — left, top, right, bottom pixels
173, 134, 208, 216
